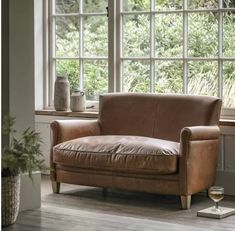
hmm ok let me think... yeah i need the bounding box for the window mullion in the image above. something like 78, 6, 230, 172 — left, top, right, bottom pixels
49, 0, 56, 107
150, 0, 155, 93
79, 0, 84, 90
183, 0, 188, 94
108, 0, 116, 92
218, 0, 223, 99
44, 0, 49, 108
116, 0, 122, 92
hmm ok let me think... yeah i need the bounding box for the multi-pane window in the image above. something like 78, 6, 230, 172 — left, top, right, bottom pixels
50, 0, 108, 102
47, 0, 235, 113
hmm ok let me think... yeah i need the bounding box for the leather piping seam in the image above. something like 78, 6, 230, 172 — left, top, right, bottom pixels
53, 161, 178, 174
55, 167, 179, 180
53, 147, 180, 156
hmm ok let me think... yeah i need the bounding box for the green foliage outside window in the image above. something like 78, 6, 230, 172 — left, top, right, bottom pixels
55, 0, 235, 107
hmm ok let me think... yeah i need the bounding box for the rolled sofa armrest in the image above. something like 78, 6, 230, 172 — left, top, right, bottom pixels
179, 125, 220, 195
180, 125, 220, 141
51, 119, 101, 146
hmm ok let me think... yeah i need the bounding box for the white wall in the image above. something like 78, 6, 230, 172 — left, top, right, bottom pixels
34, 0, 44, 110
9, 0, 41, 211
2, 0, 10, 146
9, 0, 35, 132
216, 126, 235, 195
20, 172, 41, 212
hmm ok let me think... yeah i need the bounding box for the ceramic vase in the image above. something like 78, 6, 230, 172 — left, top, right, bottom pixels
70, 90, 86, 112
54, 76, 70, 111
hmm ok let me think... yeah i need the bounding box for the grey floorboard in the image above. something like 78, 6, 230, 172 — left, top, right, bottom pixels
2, 176, 235, 231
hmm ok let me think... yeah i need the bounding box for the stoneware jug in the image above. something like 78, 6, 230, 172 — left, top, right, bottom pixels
70, 90, 86, 112
54, 76, 70, 111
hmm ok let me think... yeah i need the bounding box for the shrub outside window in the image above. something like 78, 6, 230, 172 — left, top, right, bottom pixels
47, 0, 235, 115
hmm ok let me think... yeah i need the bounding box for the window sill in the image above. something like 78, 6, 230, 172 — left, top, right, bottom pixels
35, 110, 235, 126
219, 119, 235, 127
35, 110, 98, 118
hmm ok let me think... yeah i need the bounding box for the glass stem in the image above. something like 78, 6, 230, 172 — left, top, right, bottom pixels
215, 202, 219, 210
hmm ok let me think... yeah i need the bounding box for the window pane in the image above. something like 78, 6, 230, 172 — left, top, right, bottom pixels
122, 60, 150, 92
155, 14, 183, 57
223, 0, 235, 8
56, 17, 79, 58
188, 13, 218, 57
223, 12, 235, 57
188, 61, 218, 96
123, 14, 150, 57
155, 61, 183, 93
155, 0, 182, 11
223, 62, 235, 108
55, 0, 79, 14
84, 60, 108, 101
56, 60, 80, 92
83, 0, 107, 13
84, 16, 108, 57
123, 0, 150, 12
188, 0, 218, 9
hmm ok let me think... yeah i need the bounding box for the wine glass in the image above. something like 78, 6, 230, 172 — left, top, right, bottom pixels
208, 186, 224, 212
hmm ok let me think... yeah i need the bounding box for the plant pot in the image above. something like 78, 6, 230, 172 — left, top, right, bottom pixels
1, 175, 20, 226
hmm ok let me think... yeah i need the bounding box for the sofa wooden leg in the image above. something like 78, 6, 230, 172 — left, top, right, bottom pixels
181, 195, 191, 209
52, 181, 60, 194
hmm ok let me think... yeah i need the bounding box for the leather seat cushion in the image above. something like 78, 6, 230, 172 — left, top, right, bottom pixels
53, 135, 180, 175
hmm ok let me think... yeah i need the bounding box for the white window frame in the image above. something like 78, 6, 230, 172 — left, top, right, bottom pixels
44, 0, 235, 118
46, 0, 108, 108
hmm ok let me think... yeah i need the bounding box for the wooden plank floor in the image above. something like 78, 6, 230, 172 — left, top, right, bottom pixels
3, 176, 235, 231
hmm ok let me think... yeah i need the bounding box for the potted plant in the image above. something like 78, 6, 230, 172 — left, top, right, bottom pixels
1, 116, 46, 226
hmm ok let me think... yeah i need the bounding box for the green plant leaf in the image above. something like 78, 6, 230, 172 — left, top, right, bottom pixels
2, 115, 47, 178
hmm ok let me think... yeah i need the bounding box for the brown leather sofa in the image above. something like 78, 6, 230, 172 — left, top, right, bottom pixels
50, 93, 221, 209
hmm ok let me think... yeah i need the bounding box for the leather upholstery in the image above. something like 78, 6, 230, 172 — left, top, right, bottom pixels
51, 120, 101, 145
50, 93, 222, 207
56, 169, 180, 195
99, 93, 221, 142
181, 125, 220, 140
50, 119, 100, 181
179, 126, 220, 195
53, 135, 180, 174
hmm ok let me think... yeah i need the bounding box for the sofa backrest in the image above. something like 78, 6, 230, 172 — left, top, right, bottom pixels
98, 93, 222, 142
